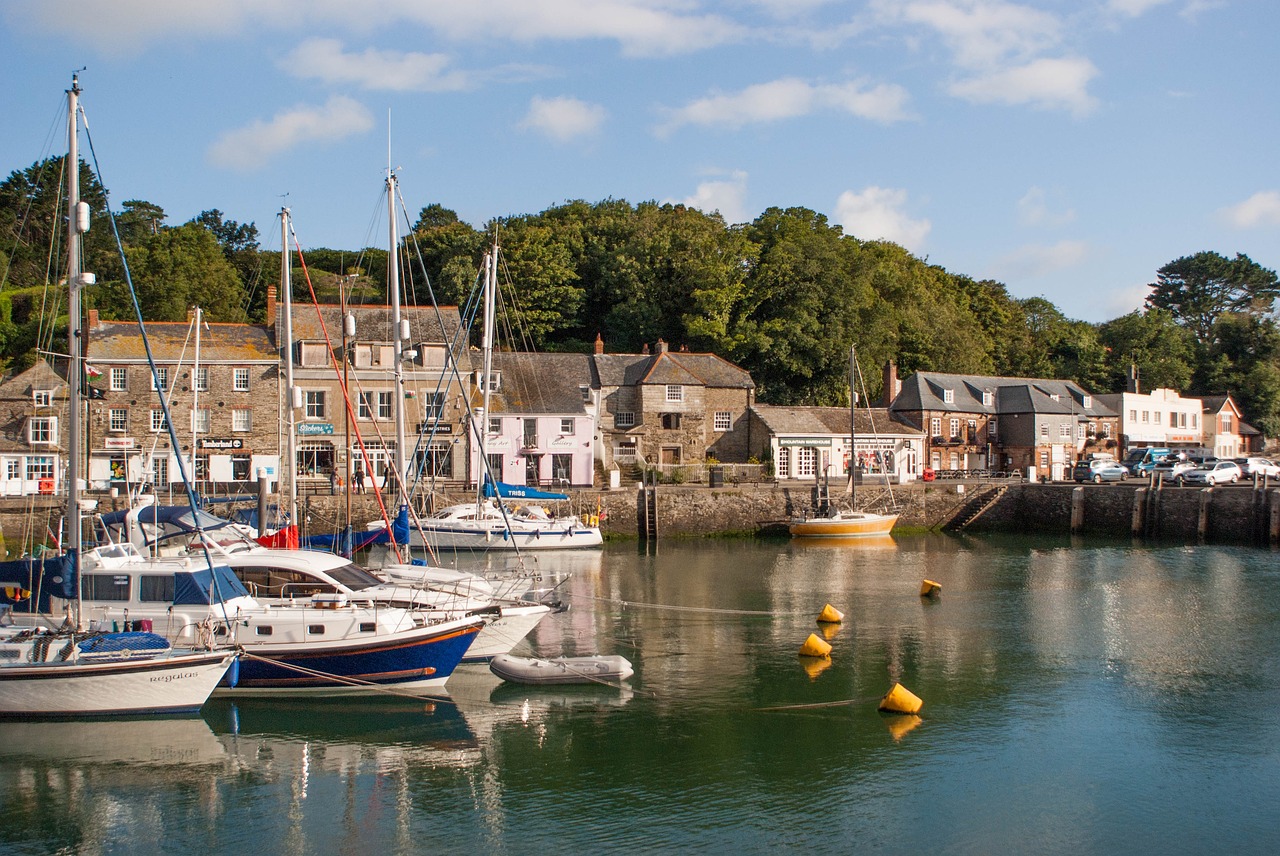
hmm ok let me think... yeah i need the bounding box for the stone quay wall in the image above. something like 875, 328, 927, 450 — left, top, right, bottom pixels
3, 480, 1275, 557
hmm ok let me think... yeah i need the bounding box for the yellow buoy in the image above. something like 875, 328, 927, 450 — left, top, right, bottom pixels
885, 714, 924, 741
798, 633, 833, 658
920, 579, 942, 598
878, 682, 923, 715
817, 603, 844, 623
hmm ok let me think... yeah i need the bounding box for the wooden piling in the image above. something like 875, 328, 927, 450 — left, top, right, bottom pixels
1132, 487, 1147, 536
1070, 486, 1085, 533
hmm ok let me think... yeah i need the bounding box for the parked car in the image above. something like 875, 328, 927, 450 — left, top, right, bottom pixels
1234, 457, 1280, 478
1180, 460, 1242, 486
1072, 459, 1130, 483
1152, 457, 1198, 481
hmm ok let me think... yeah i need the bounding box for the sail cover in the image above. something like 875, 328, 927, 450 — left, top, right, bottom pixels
0, 552, 76, 613
482, 477, 568, 501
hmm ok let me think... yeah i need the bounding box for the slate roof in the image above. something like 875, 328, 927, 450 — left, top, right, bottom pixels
752, 404, 922, 437
488, 352, 593, 415
592, 349, 754, 390
88, 319, 276, 362
1200, 394, 1241, 416
892, 371, 1116, 418
286, 303, 464, 346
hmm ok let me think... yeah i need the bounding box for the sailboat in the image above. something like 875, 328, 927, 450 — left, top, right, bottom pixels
0, 75, 235, 717
789, 345, 899, 538
385, 239, 602, 552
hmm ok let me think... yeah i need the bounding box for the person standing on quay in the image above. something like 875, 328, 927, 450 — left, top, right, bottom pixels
353, 465, 365, 494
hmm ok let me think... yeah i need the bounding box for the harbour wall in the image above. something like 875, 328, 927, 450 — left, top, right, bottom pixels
3, 480, 1276, 556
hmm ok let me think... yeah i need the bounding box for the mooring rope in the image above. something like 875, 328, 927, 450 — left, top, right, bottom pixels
237, 652, 456, 705
573, 592, 787, 617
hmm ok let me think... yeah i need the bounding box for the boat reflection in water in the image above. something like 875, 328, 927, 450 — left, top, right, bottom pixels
789, 533, 898, 551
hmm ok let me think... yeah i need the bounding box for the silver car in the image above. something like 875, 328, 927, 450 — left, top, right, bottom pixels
1181, 460, 1242, 486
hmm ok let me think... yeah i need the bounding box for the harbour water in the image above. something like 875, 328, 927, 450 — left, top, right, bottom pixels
2, 535, 1279, 854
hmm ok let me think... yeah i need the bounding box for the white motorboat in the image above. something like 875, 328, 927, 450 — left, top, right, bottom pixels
488, 653, 633, 685
393, 500, 603, 552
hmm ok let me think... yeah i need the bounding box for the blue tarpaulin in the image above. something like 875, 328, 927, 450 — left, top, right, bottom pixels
302, 506, 410, 554
173, 563, 251, 605
0, 551, 77, 613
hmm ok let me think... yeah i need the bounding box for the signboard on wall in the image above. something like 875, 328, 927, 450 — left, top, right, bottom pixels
779, 437, 833, 447
200, 438, 244, 450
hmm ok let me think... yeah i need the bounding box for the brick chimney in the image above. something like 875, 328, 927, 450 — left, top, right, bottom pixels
655, 338, 668, 354
87, 309, 99, 329
594, 333, 604, 354
641, 343, 650, 355
266, 284, 277, 326
882, 361, 900, 407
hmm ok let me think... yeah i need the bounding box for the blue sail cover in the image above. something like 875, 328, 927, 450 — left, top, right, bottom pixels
302, 505, 410, 554
482, 476, 568, 501
0, 552, 76, 613
173, 563, 251, 605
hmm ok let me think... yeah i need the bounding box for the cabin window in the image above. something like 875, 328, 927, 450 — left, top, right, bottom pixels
110, 367, 128, 391
82, 574, 130, 601
233, 368, 250, 391
140, 575, 175, 602
255, 626, 273, 636
714, 412, 732, 431
308, 625, 325, 635
109, 408, 128, 432
360, 623, 376, 633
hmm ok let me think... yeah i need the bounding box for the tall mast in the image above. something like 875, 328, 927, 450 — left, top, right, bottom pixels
192, 305, 202, 484
387, 168, 408, 501
66, 74, 86, 592
849, 344, 857, 506
476, 243, 497, 506
280, 207, 298, 527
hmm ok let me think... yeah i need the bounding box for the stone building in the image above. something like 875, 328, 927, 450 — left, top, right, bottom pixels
85, 308, 280, 494
593, 338, 755, 469
0, 361, 68, 497
747, 403, 923, 483
276, 287, 473, 490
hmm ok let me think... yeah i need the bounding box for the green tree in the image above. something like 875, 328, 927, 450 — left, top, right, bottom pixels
95, 223, 247, 322
1147, 251, 1280, 345
1097, 308, 1196, 393
0, 157, 112, 290
116, 199, 167, 244
1198, 312, 1280, 436
491, 219, 581, 350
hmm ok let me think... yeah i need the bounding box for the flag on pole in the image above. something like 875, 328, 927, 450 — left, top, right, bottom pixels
85, 364, 102, 379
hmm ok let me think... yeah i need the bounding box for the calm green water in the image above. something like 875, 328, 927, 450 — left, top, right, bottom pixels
3, 535, 1279, 855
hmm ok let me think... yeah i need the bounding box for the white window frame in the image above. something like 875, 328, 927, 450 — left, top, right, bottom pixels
110, 367, 128, 391
488, 416, 502, 435
304, 390, 326, 420
615, 411, 636, 428
194, 366, 209, 392
32, 389, 54, 407
943, 388, 954, 404
982, 390, 994, 407
232, 409, 252, 432
233, 367, 250, 391
560, 418, 574, 435
795, 447, 816, 478
929, 417, 941, 436
150, 410, 168, 433
28, 416, 56, 445
714, 411, 732, 432
949, 418, 960, 438
666, 385, 683, 403
150, 366, 169, 391
109, 408, 128, 432
194, 408, 211, 434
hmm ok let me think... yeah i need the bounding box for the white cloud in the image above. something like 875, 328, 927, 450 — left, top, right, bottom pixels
949, 56, 1099, 116
207, 95, 373, 171
990, 239, 1089, 281
834, 186, 930, 251
281, 38, 473, 92
873, 0, 1062, 69
518, 96, 607, 142
1220, 191, 1280, 229
1106, 0, 1172, 17
658, 77, 912, 136
675, 170, 750, 225
1016, 186, 1075, 227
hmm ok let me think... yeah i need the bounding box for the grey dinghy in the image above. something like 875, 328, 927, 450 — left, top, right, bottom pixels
489, 653, 633, 685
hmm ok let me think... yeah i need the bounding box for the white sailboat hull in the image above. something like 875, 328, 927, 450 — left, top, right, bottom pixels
408, 524, 603, 551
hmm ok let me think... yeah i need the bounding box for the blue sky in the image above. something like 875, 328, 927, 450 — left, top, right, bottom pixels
3, 0, 1277, 323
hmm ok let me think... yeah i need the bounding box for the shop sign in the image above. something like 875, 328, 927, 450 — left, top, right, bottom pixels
298, 423, 334, 436
103, 437, 135, 450
779, 436, 832, 447
200, 438, 244, 450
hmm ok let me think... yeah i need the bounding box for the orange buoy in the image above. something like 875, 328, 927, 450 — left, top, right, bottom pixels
878, 682, 923, 715
798, 633, 833, 658
920, 580, 941, 598
817, 603, 844, 624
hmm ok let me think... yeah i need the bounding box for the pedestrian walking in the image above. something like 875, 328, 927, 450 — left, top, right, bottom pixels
353, 465, 365, 494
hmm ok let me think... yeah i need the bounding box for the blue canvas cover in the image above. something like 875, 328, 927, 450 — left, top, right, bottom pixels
303, 506, 409, 554
0, 551, 77, 613
173, 563, 251, 605
482, 476, 568, 501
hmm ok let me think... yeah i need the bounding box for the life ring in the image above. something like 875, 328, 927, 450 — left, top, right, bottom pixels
922, 467, 936, 482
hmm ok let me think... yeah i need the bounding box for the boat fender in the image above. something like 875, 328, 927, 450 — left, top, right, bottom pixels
226, 655, 240, 688
817, 603, 844, 623
798, 633, 832, 658
878, 682, 923, 715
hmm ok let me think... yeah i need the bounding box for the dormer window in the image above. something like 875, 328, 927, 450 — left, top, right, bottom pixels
1082, 395, 1091, 409
1050, 393, 1060, 402
942, 388, 954, 404
475, 371, 502, 392
32, 389, 54, 407
982, 390, 994, 407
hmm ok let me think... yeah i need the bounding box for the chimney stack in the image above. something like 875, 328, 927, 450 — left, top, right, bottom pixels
1127, 364, 1140, 394
594, 333, 604, 354
641, 343, 650, 355
655, 338, 668, 354
266, 284, 277, 326
882, 361, 900, 407
87, 309, 99, 329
